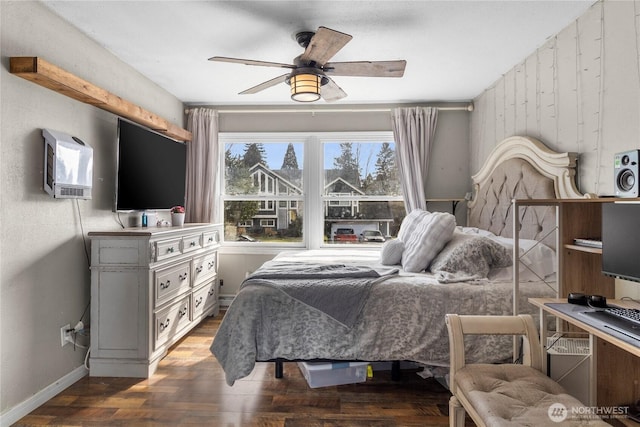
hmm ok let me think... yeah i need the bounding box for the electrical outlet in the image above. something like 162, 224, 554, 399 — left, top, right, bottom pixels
219, 279, 224, 287
60, 324, 72, 347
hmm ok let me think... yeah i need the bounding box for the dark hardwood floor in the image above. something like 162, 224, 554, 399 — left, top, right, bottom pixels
14, 312, 465, 426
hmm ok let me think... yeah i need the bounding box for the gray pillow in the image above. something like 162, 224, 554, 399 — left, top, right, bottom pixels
380, 239, 405, 265
430, 232, 513, 283
399, 210, 456, 273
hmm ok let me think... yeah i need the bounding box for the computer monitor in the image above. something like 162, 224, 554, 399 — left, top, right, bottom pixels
602, 202, 640, 283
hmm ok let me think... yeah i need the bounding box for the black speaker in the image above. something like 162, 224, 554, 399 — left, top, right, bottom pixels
614, 150, 639, 198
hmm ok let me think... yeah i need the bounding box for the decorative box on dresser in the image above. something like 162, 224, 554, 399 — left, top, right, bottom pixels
88, 223, 222, 378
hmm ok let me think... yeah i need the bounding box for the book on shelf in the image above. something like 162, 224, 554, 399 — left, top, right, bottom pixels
573, 238, 602, 249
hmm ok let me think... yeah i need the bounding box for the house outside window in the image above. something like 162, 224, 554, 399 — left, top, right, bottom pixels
259, 200, 275, 211
220, 132, 404, 247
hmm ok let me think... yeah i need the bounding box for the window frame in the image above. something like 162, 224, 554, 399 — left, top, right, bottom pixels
259, 219, 276, 227
219, 131, 400, 250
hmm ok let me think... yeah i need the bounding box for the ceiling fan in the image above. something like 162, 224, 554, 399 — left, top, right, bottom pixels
209, 26, 407, 102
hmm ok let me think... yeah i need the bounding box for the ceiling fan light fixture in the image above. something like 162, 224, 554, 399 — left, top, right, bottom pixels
290, 73, 321, 102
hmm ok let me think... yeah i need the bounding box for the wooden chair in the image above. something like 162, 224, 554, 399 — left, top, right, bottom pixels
445, 314, 607, 427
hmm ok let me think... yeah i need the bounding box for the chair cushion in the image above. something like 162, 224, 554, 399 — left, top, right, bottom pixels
455, 364, 608, 426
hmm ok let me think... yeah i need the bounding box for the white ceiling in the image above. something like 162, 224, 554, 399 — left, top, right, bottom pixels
43, 0, 595, 106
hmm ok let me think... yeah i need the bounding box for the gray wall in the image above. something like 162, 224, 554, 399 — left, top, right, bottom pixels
1, 1, 185, 417
470, 0, 639, 197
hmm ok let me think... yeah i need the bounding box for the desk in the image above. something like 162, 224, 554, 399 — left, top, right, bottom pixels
530, 298, 640, 416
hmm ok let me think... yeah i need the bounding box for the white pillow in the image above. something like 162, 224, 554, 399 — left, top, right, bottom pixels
380, 239, 405, 265
397, 209, 429, 241
486, 235, 556, 282
399, 210, 456, 273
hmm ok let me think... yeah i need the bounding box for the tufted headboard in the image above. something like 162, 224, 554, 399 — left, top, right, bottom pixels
467, 136, 587, 248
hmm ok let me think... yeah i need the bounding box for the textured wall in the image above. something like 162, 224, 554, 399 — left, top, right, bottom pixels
470, 0, 640, 298
1, 1, 184, 417
470, 0, 640, 197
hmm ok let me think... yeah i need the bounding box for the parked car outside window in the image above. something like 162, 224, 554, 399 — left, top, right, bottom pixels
333, 228, 358, 243
359, 230, 386, 243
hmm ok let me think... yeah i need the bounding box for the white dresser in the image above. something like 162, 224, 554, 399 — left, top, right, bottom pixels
88, 223, 222, 378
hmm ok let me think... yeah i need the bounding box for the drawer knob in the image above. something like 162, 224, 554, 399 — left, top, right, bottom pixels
208, 288, 216, 296
208, 261, 215, 269
159, 319, 170, 331
195, 266, 203, 274
179, 273, 188, 281
190, 241, 196, 247
167, 247, 175, 253
208, 236, 214, 242
160, 280, 171, 289
179, 307, 187, 317
195, 297, 203, 307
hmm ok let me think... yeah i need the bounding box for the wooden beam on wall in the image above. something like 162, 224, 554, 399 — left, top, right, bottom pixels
10, 57, 191, 141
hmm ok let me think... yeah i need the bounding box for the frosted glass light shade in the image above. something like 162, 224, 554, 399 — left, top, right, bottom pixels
290, 73, 321, 102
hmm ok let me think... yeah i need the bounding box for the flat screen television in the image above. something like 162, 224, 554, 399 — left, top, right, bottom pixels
115, 118, 187, 212
602, 202, 640, 282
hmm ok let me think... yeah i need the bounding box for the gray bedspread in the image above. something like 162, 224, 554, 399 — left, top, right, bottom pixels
243, 262, 398, 328
210, 250, 555, 386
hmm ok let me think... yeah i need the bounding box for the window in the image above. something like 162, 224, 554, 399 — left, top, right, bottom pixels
259, 200, 274, 211
322, 138, 404, 245
223, 136, 304, 244
220, 132, 404, 247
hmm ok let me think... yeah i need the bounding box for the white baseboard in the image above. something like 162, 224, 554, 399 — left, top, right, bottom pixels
0, 365, 88, 427
219, 294, 235, 308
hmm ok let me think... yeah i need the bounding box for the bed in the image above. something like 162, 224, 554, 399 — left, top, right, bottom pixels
211, 136, 586, 386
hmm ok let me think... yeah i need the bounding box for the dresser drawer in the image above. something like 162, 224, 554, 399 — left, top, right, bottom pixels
202, 230, 220, 247
182, 234, 202, 254
192, 252, 217, 287
154, 261, 190, 307
154, 237, 182, 261
154, 296, 191, 350
192, 279, 218, 319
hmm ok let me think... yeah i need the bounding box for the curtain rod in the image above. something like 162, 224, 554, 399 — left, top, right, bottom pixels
185, 103, 474, 114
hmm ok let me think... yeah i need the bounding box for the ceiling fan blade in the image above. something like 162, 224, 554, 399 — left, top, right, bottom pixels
209, 56, 295, 69
321, 78, 347, 102
324, 60, 406, 77
300, 26, 352, 66
239, 73, 289, 95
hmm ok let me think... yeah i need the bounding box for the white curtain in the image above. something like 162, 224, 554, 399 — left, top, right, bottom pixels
185, 108, 220, 224
391, 107, 438, 213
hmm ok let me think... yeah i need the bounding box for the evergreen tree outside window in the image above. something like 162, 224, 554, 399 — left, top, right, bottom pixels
281, 143, 299, 170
